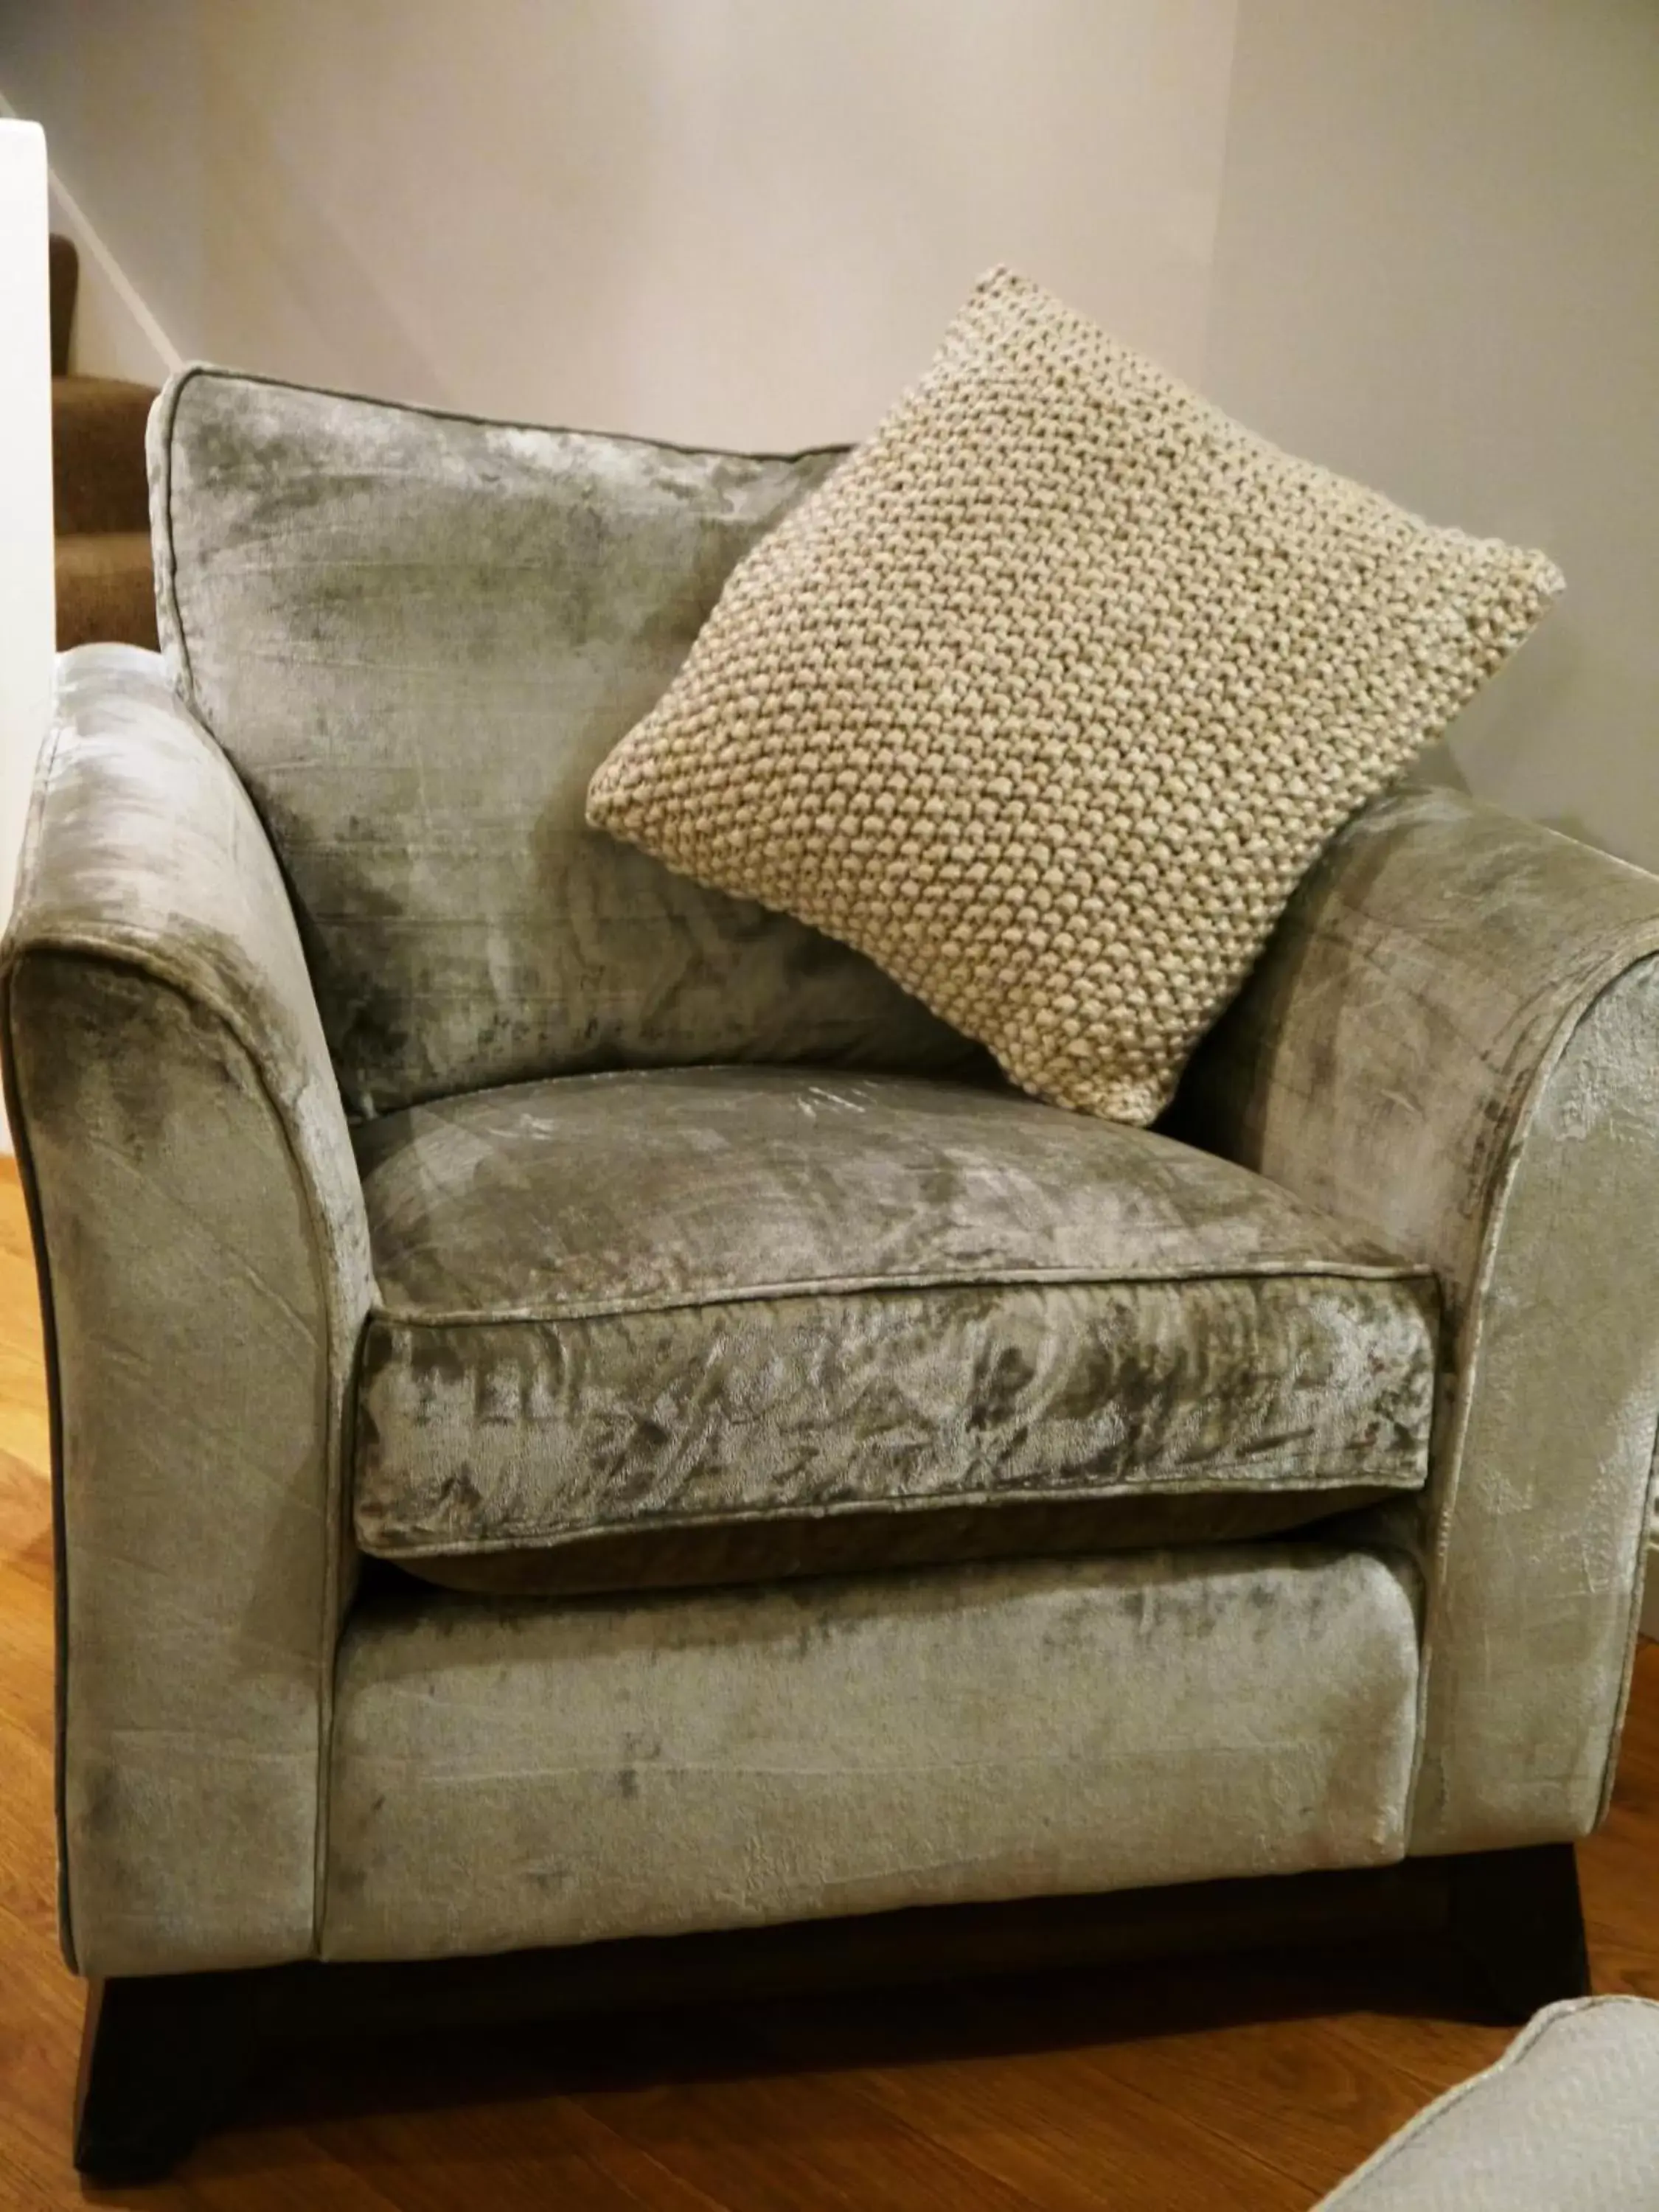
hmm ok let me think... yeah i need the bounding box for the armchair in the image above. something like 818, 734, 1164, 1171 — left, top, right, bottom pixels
8, 366, 1659, 2179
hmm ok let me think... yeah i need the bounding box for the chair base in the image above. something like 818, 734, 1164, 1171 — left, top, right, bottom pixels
73, 1971, 251, 2184
72, 1840, 1593, 2182
1447, 1839, 1591, 2023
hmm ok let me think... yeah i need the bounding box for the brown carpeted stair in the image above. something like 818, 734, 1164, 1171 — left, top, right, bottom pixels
51, 237, 159, 652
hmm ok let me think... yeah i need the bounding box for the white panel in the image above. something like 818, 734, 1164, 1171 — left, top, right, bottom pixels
0, 118, 53, 1150
0, 87, 178, 382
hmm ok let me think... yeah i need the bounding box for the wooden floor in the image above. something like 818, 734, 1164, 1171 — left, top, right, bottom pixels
1, 1159, 1657, 2209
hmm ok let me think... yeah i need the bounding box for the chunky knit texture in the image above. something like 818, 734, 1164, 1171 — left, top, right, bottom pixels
588, 269, 1563, 1123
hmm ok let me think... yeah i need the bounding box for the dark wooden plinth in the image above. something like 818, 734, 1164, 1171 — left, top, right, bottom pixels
74, 1841, 1591, 2182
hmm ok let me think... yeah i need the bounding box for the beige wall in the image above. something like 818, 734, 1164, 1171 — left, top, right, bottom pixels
3, 1, 1656, 862
0, 0, 1237, 446
1206, 0, 1659, 869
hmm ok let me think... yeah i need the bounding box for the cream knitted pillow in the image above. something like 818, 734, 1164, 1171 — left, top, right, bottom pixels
588, 269, 1562, 1124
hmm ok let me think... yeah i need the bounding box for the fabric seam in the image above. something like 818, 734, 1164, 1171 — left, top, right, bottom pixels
366, 1260, 1438, 1329
360, 1471, 1421, 1566
148, 364, 195, 707
1319, 1998, 1647, 2201
156, 356, 849, 473
1405, 933, 1659, 1844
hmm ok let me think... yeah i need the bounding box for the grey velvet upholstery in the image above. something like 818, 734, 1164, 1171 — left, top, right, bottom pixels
149, 368, 979, 1119
1175, 786, 1659, 1854
7, 378, 1658, 1985
352, 1068, 1434, 1591
1, 646, 372, 1976
324, 1545, 1421, 1961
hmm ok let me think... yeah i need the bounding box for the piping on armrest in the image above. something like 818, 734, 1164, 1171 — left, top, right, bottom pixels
1171, 785, 1659, 1849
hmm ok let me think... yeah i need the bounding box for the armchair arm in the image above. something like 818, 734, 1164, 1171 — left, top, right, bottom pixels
1172, 785, 1659, 1854
2, 645, 372, 1975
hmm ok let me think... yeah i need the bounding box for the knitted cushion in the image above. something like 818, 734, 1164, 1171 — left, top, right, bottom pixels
588, 268, 1562, 1124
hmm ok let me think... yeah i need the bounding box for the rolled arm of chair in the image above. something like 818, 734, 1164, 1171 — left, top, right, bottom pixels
1172, 785, 1659, 1854
1, 645, 373, 1975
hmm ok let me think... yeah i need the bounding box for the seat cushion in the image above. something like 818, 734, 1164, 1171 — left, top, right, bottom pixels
352, 1068, 1438, 1595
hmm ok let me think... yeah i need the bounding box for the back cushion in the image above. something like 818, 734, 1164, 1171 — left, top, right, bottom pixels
150, 368, 977, 1118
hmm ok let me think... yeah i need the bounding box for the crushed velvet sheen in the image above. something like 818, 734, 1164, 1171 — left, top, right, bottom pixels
149, 368, 982, 1118
1174, 785, 1659, 1854
0, 647, 372, 1978
352, 1067, 1436, 1587
11, 532, 1659, 1986
352, 1065, 1427, 1316
323, 1545, 1422, 1961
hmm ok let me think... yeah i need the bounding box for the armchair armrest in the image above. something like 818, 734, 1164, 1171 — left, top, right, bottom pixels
1172, 785, 1659, 1854
2, 645, 372, 1975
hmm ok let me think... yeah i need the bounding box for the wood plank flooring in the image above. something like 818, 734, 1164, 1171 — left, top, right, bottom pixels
1, 1153, 1655, 2208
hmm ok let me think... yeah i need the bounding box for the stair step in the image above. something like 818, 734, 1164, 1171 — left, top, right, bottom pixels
56, 532, 159, 653
53, 376, 156, 538
49, 234, 77, 376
